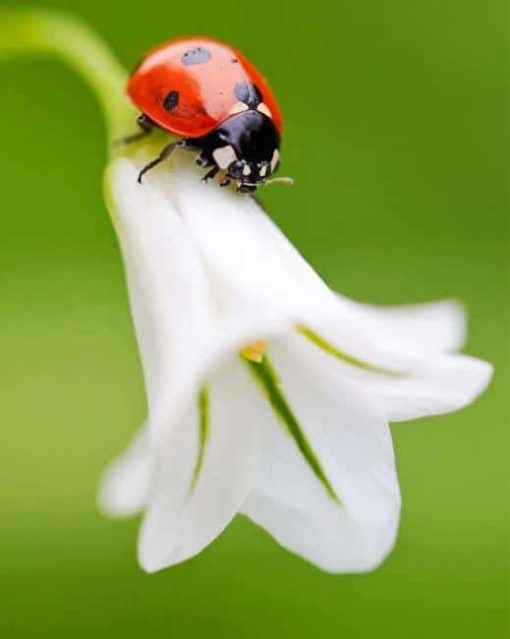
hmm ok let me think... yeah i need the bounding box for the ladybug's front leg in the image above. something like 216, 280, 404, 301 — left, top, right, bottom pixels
137, 139, 185, 183
202, 166, 219, 182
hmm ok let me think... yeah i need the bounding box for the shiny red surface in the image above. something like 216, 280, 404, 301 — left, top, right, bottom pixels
127, 37, 283, 138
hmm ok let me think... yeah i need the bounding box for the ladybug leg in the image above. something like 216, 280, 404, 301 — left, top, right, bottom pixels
117, 114, 154, 145
137, 140, 184, 184
195, 154, 210, 168
202, 166, 219, 182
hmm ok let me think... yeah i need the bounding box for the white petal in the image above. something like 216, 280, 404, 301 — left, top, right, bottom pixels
106, 157, 217, 412
337, 298, 467, 353
242, 337, 400, 572
108, 157, 264, 447
98, 425, 151, 517
373, 354, 492, 422
166, 155, 338, 320
138, 360, 259, 573
294, 318, 492, 422
107, 156, 328, 445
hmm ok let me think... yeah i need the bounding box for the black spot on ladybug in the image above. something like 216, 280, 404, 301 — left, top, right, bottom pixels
234, 82, 263, 109
231, 58, 239, 64
181, 47, 212, 66
163, 90, 179, 111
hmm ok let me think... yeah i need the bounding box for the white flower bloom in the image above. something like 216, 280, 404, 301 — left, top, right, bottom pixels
99, 149, 492, 573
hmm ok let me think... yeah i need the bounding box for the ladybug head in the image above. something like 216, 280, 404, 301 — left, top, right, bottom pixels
206, 110, 282, 192
227, 157, 277, 193
227, 154, 294, 193
193, 110, 292, 192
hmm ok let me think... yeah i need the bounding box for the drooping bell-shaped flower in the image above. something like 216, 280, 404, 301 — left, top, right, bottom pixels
99, 150, 491, 572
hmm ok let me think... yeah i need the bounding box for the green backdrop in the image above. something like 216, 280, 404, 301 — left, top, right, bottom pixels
0, 1, 506, 637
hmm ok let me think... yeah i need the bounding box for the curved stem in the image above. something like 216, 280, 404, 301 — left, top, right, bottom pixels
0, 9, 135, 143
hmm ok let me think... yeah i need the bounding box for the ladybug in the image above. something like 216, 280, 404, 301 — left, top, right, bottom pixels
125, 37, 291, 193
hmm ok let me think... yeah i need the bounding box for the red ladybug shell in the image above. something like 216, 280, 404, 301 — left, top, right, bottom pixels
127, 37, 283, 139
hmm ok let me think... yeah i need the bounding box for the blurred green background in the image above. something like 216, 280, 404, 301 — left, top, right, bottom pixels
0, 0, 507, 637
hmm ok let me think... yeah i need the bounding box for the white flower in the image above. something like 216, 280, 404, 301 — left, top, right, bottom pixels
98, 149, 492, 573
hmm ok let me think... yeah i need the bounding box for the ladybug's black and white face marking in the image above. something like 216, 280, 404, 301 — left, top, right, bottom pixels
187, 109, 280, 193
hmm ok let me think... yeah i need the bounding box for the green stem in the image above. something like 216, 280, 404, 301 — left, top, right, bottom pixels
0, 9, 134, 142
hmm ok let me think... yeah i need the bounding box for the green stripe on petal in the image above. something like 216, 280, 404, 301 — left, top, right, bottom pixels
189, 386, 210, 496
298, 325, 406, 377
246, 355, 340, 504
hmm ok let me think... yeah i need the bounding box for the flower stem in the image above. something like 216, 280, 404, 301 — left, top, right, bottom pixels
0, 9, 134, 143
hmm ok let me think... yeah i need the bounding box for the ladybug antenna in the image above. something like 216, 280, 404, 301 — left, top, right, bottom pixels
263, 176, 294, 187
